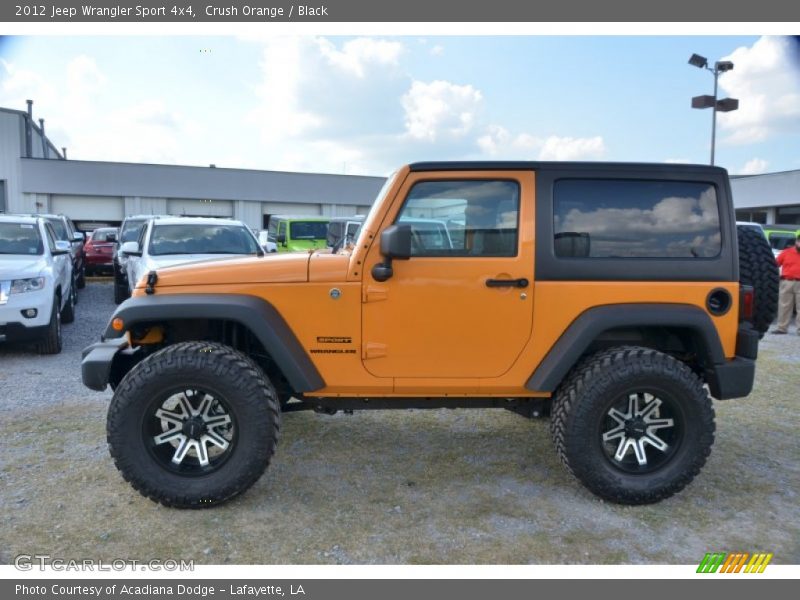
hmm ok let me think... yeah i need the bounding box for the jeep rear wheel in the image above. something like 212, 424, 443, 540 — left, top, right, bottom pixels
550, 346, 714, 504
737, 225, 779, 338
107, 342, 280, 508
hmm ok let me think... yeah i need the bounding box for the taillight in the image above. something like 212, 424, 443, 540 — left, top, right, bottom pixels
740, 285, 754, 321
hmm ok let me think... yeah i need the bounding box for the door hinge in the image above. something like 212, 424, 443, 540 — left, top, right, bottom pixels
363, 342, 388, 359
363, 285, 388, 303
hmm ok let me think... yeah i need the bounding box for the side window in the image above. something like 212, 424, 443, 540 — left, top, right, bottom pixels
137, 222, 149, 249
277, 221, 286, 240
553, 179, 721, 258
44, 223, 57, 254
396, 180, 520, 257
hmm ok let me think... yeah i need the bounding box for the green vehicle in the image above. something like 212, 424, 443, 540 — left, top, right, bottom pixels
267, 216, 330, 253
763, 224, 800, 257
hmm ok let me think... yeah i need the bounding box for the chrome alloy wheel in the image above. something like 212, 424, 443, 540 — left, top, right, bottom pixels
146, 389, 236, 474
601, 392, 681, 473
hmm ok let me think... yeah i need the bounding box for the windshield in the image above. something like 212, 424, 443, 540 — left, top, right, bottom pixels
353, 171, 397, 249
121, 219, 148, 243
289, 221, 328, 240
149, 224, 261, 256
769, 232, 797, 251
0, 222, 44, 255
44, 217, 68, 240
92, 228, 118, 242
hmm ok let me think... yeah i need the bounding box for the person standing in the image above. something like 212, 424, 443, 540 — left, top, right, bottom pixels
772, 234, 800, 334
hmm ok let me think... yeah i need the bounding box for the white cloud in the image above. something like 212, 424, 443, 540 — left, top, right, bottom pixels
317, 37, 403, 78
737, 157, 770, 175
663, 158, 692, 164
718, 36, 800, 145
0, 55, 198, 165
477, 125, 606, 161
401, 80, 483, 142
430, 45, 444, 57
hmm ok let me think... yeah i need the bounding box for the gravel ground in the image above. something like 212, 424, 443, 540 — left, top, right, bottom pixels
1, 281, 798, 565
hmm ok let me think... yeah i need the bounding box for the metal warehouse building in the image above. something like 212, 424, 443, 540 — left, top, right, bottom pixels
0, 104, 385, 231
2, 102, 799, 229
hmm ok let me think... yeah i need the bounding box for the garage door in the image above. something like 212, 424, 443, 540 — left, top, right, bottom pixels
167, 199, 233, 217
262, 202, 321, 216
51, 195, 124, 221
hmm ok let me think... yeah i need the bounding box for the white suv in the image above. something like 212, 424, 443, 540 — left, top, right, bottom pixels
120, 217, 264, 293
0, 215, 75, 354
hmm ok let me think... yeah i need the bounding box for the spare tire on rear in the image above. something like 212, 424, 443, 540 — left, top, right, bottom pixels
737, 225, 779, 338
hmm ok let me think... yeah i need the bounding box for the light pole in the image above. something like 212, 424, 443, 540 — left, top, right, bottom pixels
688, 53, 739, 166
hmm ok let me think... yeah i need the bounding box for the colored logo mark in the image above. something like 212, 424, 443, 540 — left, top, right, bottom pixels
697, 552, 773, 573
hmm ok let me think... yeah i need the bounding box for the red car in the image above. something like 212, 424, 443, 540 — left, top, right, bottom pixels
84, 227, 118, 276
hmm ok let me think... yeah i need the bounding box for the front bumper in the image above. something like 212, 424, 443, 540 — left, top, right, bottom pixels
81, 336, 133, 391
0, 289, 54, 341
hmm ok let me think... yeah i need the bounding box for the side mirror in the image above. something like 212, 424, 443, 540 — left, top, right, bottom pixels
372, 224, 412, 282
120, 241, 141, 257
276, 234, 286, 245
72, 231, 85, 242
53, 241, 71, 255
380, 224, 412, 259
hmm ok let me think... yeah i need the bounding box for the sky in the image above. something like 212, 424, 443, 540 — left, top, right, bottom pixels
0, 35, 799, 178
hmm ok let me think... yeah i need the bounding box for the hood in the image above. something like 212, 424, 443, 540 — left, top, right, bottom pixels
138, 252, 312, 289
0, 255, 47, 280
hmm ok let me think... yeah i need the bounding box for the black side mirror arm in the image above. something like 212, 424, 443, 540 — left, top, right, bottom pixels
371, 259, 394, 282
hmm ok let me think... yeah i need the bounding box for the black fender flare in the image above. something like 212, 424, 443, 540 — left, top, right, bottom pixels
525, 303, 726, 392
103, 294, 325, 393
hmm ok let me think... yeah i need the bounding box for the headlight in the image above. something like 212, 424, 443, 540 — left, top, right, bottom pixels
10, 277, 46, 294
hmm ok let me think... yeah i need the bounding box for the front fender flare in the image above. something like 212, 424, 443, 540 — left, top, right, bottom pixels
101, 294, 325, 393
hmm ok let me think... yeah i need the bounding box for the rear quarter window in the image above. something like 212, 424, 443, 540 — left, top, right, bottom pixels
553, 179, 721, 259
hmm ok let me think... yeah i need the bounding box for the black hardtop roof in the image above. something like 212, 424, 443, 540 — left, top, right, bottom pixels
408, 161, 728, 175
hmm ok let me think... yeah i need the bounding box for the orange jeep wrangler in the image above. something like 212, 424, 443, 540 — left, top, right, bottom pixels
82, 162, 778, 508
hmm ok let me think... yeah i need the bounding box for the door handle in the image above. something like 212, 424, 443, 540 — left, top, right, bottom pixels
485, 278, 529, 288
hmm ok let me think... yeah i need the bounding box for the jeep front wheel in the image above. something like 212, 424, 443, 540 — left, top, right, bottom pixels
107, 342, 280, 508
550, 346, 714, 504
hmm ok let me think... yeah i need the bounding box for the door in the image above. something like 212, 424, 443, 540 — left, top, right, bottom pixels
362, 171, 535, 379
44, 224, 69, 299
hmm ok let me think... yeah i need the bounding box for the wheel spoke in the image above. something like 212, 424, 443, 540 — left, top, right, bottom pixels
639, 397, 663, 420
626, 394, 638, 418
195, 439, 210, 466
171, 436, 193, 464
203, 430, 230, 451
204, 413, 232, 428
642, 432, 669, 452
197, 394, 214, 418
155, 408, 185, 427
632, 439, 648, 466
602, 424, 626, 442
614, 438, 635, 462
607, 407, 629, 425
176, 393, 194, 418
645, 417, 674, 430
154, 428, 183, 445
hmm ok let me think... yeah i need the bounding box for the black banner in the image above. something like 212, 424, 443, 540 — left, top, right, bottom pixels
3, 0, 800, 22
3, 579, 797, 600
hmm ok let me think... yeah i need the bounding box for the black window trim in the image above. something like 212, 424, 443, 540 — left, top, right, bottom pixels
393, 177, 523, 259
535, 167, 737, 282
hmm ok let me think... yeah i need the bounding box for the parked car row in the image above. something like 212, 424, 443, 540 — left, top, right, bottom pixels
113, 215, 265, 303
0, 214, 77, 354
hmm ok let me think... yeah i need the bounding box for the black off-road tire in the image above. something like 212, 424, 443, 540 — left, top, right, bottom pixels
36, 297, 62, 355
61, 280, 76, 324
550, 346, 715, 505
107, 342, 280, 508
737, 225, 779, 338
76, 265, 86, 289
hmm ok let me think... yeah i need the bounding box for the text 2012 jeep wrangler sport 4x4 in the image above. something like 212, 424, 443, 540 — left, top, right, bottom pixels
82, 162, 778, 508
